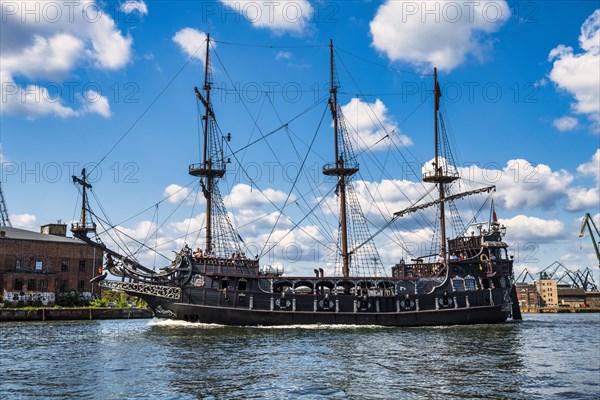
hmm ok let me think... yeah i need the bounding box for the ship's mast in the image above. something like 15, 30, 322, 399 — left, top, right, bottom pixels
423, 68, 457, 264
323, 39, 358, 278
202, 33, 213, 252
71, 168, 96, 236
189, 33, 226, 254
435, 68, 447, 263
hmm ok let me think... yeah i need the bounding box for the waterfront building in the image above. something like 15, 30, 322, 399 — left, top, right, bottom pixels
0, 223, 102, 305
516, 282, 540, 308
535, 279, 558, 307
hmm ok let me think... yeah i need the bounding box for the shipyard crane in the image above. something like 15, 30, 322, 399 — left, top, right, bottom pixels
0, 181, 10, 227
579, 213, 600, 268
538, 261, 564, 280
516, 268, 536, 283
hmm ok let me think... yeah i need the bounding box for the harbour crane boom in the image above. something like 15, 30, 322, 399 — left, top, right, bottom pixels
579, 213, 600, 267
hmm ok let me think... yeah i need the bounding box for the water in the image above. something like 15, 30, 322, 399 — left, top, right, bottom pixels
1, 314, 598, 399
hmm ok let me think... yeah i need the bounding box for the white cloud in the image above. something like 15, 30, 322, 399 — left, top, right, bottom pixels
370, 0, 510, 71
0, 0, 133, 119
577, 148, 600, 181
218, 0, 313, 34
276, 51, 293, 60
340, 98, 412, 151
1, 81, 111, 119
548, 10, 600, 128
121, 0, 148, 15
81, 90, 111, 118
553, 116, 579, 131
172, 28, 210, 63
500, 215, 565, 242
567, 186, 599, 212
460, 159, 574, 210
224, 184, 293, 209
9, 213, 38, 231
567, 149, 600, 211
163, 184, 197, 205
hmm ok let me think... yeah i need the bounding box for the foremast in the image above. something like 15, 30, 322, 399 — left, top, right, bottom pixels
71, 168, 97, 236
189, 33, 242, 258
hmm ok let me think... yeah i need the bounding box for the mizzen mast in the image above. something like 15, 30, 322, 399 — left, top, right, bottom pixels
423, 68, 459, 263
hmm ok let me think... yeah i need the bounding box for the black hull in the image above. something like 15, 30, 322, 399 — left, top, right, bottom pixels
143, 299, 510, 327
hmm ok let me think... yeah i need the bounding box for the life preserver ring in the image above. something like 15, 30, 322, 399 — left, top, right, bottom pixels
479, 254, 488, 270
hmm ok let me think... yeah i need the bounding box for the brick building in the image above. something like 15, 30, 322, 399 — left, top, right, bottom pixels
0, 223, 102, 305
515, 282, 540, 308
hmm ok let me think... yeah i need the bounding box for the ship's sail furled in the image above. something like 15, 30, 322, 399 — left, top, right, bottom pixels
189, 34, 243, 258
324, 41, 384, 278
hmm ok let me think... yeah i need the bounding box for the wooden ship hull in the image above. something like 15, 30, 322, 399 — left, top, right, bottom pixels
99, 236, 519, 326
147, 297, 510, 327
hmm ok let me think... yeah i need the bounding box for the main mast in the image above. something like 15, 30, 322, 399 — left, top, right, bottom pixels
423, 68, 458, 263
323, 39, 358, 277
189, 33, 225, 254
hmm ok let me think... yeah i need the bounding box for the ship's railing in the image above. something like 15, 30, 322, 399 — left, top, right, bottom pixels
193, 258, 260, 276
448, 235, 482, 253
99, 280, 181, 300
392, 263, 445, 279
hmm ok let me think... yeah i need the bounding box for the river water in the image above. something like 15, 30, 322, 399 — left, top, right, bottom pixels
1, 313, 598, 399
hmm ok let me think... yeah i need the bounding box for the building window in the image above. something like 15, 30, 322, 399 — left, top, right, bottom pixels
35, 259, 43, 271
39, 280, 48, 291
14, 278, 23, 291
59, 280, 68, 292
61, 259, 69, 271
79, 260, 86, 272
28, 279, 36, 290
16, 259, 22, 270
78, 280, 85, 291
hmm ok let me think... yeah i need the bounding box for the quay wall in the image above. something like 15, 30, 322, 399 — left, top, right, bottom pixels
0, 307, 152, 321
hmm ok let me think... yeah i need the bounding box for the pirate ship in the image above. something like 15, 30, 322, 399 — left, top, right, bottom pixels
72, 36, 522, 326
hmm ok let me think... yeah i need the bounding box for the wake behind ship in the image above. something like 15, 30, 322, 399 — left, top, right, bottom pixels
72, 35, 522, 326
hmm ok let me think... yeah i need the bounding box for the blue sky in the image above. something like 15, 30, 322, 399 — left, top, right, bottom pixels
1, 1, 599, 281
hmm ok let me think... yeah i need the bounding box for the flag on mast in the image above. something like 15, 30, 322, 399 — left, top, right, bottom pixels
491, 199, 498, 223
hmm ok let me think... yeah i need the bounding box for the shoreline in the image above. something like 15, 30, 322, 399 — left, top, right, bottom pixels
0, 307, 152, 322
520, 307, 600, 314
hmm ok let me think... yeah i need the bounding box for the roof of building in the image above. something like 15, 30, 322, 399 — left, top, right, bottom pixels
558, 287, 586, 296
0, 226, 86, 245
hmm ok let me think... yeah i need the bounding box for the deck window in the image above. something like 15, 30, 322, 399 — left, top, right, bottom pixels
238, 279, 247, 291
464, 276, 476, 291
61, 260, 69, 271
35, 259, 43, 271
452, 277, 465, 292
